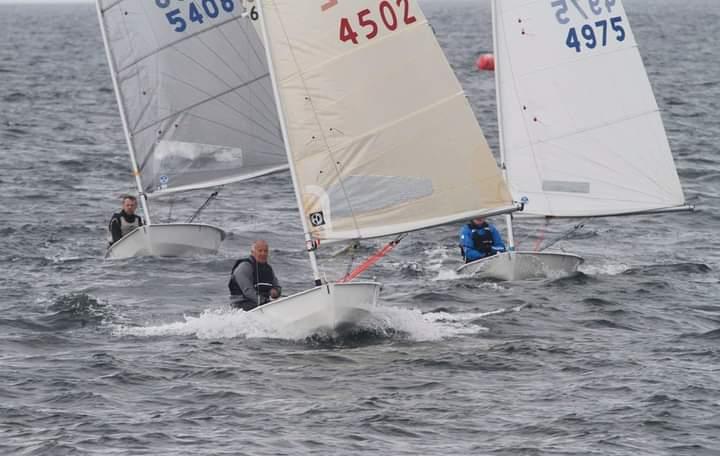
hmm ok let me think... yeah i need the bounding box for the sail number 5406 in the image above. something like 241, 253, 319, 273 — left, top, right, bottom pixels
339, 0, 417, 45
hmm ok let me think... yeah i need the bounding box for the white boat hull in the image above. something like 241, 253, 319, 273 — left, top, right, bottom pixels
249, 281, 381, 337
457, 251, 583, 281
106, 223, 225, 259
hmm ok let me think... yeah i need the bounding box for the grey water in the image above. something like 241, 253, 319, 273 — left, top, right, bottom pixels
1, 0, 719, 454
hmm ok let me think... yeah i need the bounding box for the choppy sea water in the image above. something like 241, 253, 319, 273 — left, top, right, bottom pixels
1, 0, 719, 454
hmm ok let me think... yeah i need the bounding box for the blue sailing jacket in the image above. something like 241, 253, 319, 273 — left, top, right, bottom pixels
459, 222, 506, 262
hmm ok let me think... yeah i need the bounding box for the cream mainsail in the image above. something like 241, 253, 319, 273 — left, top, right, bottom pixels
494, 0, 686, 217
96, 0, 287, 198
258, 0, 515, 242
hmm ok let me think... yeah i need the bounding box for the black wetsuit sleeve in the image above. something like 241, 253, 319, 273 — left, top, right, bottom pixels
272, 271, 281, 296
109, 215, 123, 243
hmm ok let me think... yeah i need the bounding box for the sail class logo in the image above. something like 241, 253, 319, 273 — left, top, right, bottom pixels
309, 211, 326, 227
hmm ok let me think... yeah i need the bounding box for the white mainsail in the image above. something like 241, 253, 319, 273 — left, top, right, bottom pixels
495, 0, 686, 217
96, 0, 287, 198
258, 0, 515, 242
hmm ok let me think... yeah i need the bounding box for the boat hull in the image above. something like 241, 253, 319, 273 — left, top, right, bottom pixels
457, 251, 583, 281
249, 281, 381, 336
106, 223, 226, 259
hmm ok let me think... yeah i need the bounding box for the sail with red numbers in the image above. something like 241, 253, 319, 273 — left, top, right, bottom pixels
258, 0, 518, 242
205, 0, 521, 335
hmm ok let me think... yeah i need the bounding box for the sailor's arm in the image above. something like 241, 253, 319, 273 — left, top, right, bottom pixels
233, 262, 259, 305
490, 225, 506, 252
109, 216, 123, 243
270, 271, 282, 299
459, 226, 481, 261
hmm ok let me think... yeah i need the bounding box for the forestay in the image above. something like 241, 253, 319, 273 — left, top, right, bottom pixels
97, 0, 287, 197
259, 0, 514, 242
495, 0, 686, 217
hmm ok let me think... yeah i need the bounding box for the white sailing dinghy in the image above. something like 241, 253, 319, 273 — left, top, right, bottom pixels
244, 0, 521, 334
95, 0, 288, 259
458, 0, 693, 281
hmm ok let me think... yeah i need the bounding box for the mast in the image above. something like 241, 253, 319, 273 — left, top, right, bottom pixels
255, 0, 322, 286
491, 0, 514, 250
94, 0, 152, 225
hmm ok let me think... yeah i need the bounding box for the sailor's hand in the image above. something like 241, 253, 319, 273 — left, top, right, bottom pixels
270, 288, 280, 299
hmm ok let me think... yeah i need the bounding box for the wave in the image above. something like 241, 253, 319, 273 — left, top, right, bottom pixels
679, 328, 720, 340
624, 262, 711, 276
40, 293, 110, 330
112, 302, 528, 344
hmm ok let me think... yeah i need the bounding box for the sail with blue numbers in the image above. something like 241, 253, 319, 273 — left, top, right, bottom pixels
494, 0, 687, 217
96, 0, 287, 197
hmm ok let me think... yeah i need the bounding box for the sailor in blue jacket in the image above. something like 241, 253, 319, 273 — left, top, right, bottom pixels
459, 217, 506, 263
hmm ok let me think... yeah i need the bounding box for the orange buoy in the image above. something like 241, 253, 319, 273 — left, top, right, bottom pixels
476, 53, 495, 71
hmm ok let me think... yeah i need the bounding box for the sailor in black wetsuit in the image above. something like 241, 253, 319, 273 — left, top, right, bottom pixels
228, 240, 282, 311
108, 195, 143, 245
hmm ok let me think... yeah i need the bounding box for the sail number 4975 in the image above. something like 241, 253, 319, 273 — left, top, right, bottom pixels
550, 0, 626, 53
565, 17, 625, 53
339, 0, 417, 45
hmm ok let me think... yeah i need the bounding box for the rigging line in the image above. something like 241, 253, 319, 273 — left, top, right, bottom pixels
132, 72, 277, 139
524, 149, 678, 203
338, 234, 407, 283
100, 0, 124, 11
227, 19, 281, 118
530, 115, 676, 198
182, 114, 285, 151
342, 241, 360, 279
538, 218, 587, 252
163, 43, 280, 132
114, 13, 246, 74
114, 13, 280, 135
195, 25, 282, 130
174, 112, 285, 151
535, 141, 669, 196
187, 190, 220, 223
532, 218, 548, 252
173, 40, 283, 133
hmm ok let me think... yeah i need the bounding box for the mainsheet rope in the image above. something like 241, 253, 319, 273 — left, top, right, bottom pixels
338, 233, 407, 283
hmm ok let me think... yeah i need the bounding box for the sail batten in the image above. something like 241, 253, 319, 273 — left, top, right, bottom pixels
97, 0, 287, 196
260, 0, 514, 242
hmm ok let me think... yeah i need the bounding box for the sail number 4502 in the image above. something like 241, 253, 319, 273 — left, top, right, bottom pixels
339, 0, 417, 45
